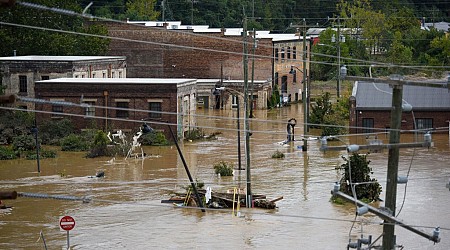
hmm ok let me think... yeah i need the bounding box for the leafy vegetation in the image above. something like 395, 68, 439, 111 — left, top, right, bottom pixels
271, 150, 285, 159
0, 0, 110, 57
335, 153, 382, 202
0, 146, 17, 160
61, 134, 90, 151
213, 161, 234, 176
140, 131, 169, 146
309, 92, 348, 136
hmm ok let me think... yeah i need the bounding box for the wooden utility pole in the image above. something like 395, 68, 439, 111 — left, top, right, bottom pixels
290, 20, 310, 151
242, 12, 252, 208
382, 84, 403, 249
302, 19, 308, 151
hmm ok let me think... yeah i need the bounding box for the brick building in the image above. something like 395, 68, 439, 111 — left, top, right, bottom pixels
35, 78, 197, 140
0, 56, 126, 109
349, 81, 450, 134
101, 21, 308, 106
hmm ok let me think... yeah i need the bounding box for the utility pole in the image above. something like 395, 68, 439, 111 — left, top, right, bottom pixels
302, 18, 308, 151
382, 84, 403, 249
243, 12, 252, 208
290, 20, 310, 151
339, 66, 448, 248
336, 16, 341, 98
250, 28, 256, 118
161, 0, 165, 21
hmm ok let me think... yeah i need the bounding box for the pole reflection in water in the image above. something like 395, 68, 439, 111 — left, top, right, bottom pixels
0, 104, 449, 249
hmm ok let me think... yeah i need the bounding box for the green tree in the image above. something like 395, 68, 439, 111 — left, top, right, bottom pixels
309, 92, 333, 127
125, 0, 160, 21
336, 153, 382, 202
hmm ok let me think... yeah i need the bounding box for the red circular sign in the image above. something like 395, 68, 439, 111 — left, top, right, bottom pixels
60, 216, 76, 231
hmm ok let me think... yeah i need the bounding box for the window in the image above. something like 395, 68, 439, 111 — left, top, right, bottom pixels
116, 102, 129, 118
281, 48, 285, 61
416, 118, 433, 130
293, 46, 297, 59
52, 104, 63, 115
41, 76, 49, 80
92, 73, 96, 78
274, 72, 279, 86
287, 47, 291, 59
84, 101, 96, 117
149, 102, 162, 118
119, 71, 122, 78
362, 118, 374, 133
19, 75, 27, 93
292, 70, 297, 83
112, 72, 115, 78
103, 72, 107, 78
275, 48, 279, 62
281, 76, 288, 94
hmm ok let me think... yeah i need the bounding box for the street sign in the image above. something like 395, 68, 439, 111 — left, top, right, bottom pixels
59, 216, 75, 231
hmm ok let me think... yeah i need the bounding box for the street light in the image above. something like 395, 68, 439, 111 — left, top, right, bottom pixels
289, 65, 308, 151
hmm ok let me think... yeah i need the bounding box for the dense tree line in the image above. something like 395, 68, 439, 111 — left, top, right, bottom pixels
0, 0, 110, 57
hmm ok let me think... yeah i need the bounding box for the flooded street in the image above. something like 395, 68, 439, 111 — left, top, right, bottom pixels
1, 103, 450, 249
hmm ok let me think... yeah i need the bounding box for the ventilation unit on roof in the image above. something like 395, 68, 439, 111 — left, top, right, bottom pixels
171, 25, 178, 29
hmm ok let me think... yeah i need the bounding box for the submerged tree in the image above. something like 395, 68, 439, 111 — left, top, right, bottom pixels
336, 153, 382, 202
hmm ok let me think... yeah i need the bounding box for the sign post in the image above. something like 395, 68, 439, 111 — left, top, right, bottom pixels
60, 216, 75, 249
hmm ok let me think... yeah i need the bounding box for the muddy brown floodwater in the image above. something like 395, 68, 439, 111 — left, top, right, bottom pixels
1, 103, 450, 249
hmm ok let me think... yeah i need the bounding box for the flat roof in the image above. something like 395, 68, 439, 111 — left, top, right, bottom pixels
36, 78, 196, 85
0, 55, 126, 62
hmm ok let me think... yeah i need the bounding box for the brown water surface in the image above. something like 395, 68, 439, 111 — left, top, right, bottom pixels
1, 104, 449, 249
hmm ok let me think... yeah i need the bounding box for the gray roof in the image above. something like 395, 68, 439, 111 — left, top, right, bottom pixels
353, 81, 450, 110
0, 55, 126, 62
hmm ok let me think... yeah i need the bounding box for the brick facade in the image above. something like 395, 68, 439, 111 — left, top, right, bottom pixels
35, 78, 197, 140
0, 56, 126, 110
349, 97, 450, 134
103, 22, 273, 81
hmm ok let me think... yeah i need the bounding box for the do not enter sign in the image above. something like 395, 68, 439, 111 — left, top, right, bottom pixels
60, 216, 76, 231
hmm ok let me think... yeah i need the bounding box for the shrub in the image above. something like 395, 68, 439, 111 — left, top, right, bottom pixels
140, 131, 169, 146
39, 118, 74, 145
335, 153, 382, 202
61, 134, 90, 151
271, 150, 285, 159
25, 149, 57, 160
86, 130, 109, 158
12, 134, 36, 153
213, 161, 234, 176
0, 146, 18, 160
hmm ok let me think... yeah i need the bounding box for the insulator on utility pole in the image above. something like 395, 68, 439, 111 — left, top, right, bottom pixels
0, 191, 18, 199
0, 95, 16, 104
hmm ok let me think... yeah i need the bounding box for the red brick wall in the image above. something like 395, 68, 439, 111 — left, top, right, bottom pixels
35, 82, 178, 139
102, 22, 273, 80
349, 98, 450, 134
